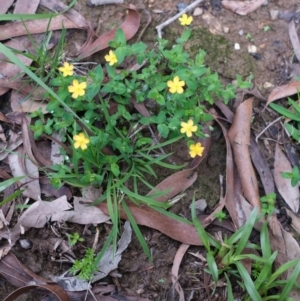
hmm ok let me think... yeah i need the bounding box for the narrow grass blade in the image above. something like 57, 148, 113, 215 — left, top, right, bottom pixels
206, 251, 219, 284
234, 207, 258, 256
278, 260, 300, 301
260, 221, 271, 258
269, 103, 300, 122
235, 261, 263, 301
191, 197, 210, 251
0, 189, 23, 207
0, 176, 24, 192
0, 14, 59, 21
224, 273, 234, 301
267, 259, 300, 285
122, 200, 152, 261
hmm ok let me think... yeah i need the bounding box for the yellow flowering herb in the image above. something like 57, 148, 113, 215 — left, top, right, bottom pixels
179, 14, 193, 26
58, 62, 74, 77
180, 119, 197, 137
73, 133, 90, 150
104, 50, 118, 66
189, 142, 205, 158
167, 76, 185, 94
68, 79, 87, 99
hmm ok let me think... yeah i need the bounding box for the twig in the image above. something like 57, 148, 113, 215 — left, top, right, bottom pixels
155, 0, 205, 38
255, 116, 282, 143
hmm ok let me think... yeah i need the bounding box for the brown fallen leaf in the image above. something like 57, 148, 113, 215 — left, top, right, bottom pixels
98, 201, 203, 245
0, 15, 82, 41
285, 208, 300, 235
228, 98, 261, 209
10, 90, 48, 113
0, 253, 71, 301
78, 5, 141, 60
274, 144, 299, 213
289, 20, 300, 63
13, 0, 40, 14
0, 0, 14, 14
265, 81, 300, 108
221, 0, 265, 16
249, 136, 275, 195
7, 146, 41, 202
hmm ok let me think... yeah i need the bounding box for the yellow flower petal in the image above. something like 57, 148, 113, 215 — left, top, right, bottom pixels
58, 62, 74, 77
73, 133, 90, 150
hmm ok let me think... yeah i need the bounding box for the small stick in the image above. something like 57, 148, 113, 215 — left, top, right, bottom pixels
255, 116, 281, 143
155, 0, 205, 38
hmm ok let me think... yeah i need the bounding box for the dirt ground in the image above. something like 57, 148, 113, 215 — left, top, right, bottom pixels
1, 0, 300, 300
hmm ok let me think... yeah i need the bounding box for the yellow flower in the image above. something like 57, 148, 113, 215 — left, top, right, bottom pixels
180, 119, 197, 137
179, 14, 193, 26
58, 62, 74, 77
167, 76, 185, 94
189, 142, 205, 158
105, 50, 118, 66
73, 133, 90, 150
68, 79, 87, 99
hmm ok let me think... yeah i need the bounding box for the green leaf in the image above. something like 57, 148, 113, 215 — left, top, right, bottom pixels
235, 261, 263, 301
176, 29, 192, 44
0, 177, 25, 193
269, 103, 300, 122
157, 124, 169, 138
111, 163, 120, 177
132, 42, 147, 54
115, 46, 127, 65
206, 251, 219, 284
92, 65, 104, 82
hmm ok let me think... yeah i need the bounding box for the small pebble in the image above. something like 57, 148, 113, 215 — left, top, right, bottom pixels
19, 239, 33, 250
223, 26, 230, 33
177, 3, 188, 12
238, 29, 244, 36
247, 45, 257, 53
263, 81, 274, 89
262, 0, 268, 5
270, 9, 279, 20
234, 43, 241, 50
193, 7, 203, 16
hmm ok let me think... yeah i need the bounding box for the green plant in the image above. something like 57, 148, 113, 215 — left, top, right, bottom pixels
263, 25, 271, 32
69, 248, 96, 281
191, 200, 300, 300
67, 232, 84, 247
260, 192, 276, 215
269, 96, 300, 142
246, 33, 254, 42
282, 166, 300, 187
214, 210, 227, 222
0, 21, 251, 270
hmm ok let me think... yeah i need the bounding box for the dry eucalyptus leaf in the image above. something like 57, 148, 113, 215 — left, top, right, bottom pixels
274, 144, 299, 213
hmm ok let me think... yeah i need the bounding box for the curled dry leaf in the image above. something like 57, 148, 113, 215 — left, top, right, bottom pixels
228, 98, 261, 209
274, 144, 299, 213
289, 20, 300, 63
266, 81, 300, 107
10, 91, 48, 114
285, 208, 300, 235
7, 146, 41, 202
0, 130, 23, 161
222, 0, 265, 16
93, 221, 132, 282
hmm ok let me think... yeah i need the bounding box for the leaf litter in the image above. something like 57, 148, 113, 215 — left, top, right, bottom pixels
0, 0, 300, 300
